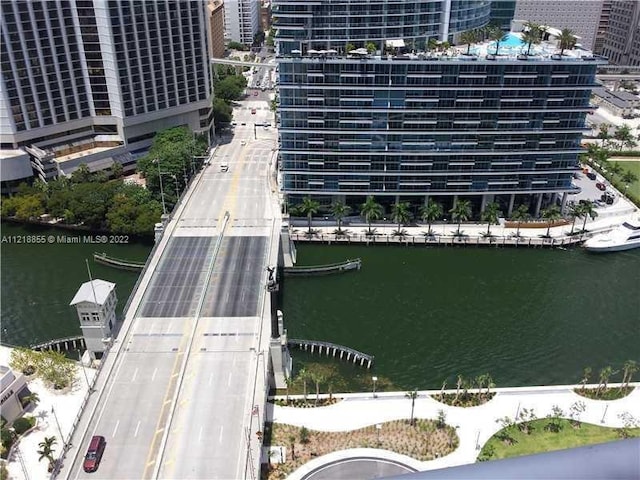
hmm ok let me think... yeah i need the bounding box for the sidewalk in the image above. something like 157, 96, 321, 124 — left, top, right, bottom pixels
0, 346, 96, 480
271, 383, 640, 478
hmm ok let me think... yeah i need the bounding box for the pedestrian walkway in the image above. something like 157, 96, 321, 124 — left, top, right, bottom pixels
0, 345, 96, 480
270, 383, 640, 479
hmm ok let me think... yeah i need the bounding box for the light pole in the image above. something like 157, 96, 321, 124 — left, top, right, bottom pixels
155, 158, 167, 215
51, 406, 65, 445
372, 376, 378, 398
78, 350, 91, 391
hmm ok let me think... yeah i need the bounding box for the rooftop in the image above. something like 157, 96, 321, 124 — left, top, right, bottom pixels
69, 279, 116, 306
592, 87, 640, 108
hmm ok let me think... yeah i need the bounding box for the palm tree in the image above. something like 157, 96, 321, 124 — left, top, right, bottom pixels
298, 368, 309, 403
330, 201, 351, 234
541, 205, 562, 237
621, 360, 638, 389
613, 124, 633, 151
450, 199, 472, 235
284, 375, 294, 404
621, 170, 639, 191
299, 197, 320, 234
579, 201, 598, 232
580, 367, 592, 391
311, 369, 326, 405
405, 390, 418, 426
558, 28, 576, 56
568, 203, 583, 235
488, 26, 507, 55
427, 38, 438, 52
481, 202, 502, 236
391, 201, 412, 235
510, 204, 530, 237
609, 162, 624, 178
288, 434, 296, 460
37, 436, 57, 471
460, 29, 478, 55
522, 22, 543, 55
360, 196, 383, 235
21, 391, 40, 408
419, 200, 443, 235
598, 123, 611, 149
597, 366, 613, 396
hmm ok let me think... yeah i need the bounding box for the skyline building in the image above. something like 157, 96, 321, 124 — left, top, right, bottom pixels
0, 0, 214, 188
490, 0, 516, 31
600, 0, 640, 66
223, 0, 259, 45
274, 0, 603, 216
513, 0, 604, 51
209, 0, 226, 58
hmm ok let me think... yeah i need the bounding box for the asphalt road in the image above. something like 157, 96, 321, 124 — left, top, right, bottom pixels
66, 98, 278, 479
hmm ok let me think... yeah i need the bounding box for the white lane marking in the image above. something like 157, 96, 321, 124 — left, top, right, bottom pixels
232, 356, 236, 368
165, 322, 173, 334
134, 421, 141, 437
208, 372, 213, 386
227, 371, 232, 386
112, 420, 120, 438
219, 425, 224, 443
131, 368, 138, 382
151, 368, 157, 382
198, 426, 203, 443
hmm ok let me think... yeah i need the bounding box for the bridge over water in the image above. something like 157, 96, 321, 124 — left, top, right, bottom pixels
59, 102, 280, 480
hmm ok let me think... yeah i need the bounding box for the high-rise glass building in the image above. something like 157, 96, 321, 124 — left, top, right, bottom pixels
224, 0, 259, 45
0, 0, 214, 186
274, 0, 603, 216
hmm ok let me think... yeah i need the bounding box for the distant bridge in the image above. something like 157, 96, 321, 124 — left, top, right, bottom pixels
288, 338, 374, 368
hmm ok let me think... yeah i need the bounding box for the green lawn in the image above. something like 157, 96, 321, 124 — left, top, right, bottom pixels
479, 418, 640, 462
612, 160, 640, 198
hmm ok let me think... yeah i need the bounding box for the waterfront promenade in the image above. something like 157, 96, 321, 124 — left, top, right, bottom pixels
271, 383, 640, 479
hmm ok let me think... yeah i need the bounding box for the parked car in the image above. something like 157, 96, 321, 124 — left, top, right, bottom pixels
601, 193, 614, 205
83, 436, 106, 473
251, 108, 256, 114
253, 91, 258, 96
596, 182, 606, 191
586, 172, 597, 180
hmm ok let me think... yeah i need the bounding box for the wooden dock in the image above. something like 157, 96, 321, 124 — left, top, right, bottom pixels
31, 335, 86, 352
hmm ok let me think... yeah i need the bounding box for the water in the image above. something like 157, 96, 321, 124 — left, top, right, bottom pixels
283, 244, 640, 390
1, 222, 151, 346
500, 33, 524, 48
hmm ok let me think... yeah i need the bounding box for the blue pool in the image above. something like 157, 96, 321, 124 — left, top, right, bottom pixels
500, 33, 524, 48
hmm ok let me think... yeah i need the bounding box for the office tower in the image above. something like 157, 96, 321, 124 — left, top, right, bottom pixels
514, 0, 603, 50
490, 0, 517, 31
601, 1, 640, 65
209, 0, 226, 58
593, 0, 612, 55
0, 0, 213, 186
223, 0, 259, 45
274, 0, 603, 216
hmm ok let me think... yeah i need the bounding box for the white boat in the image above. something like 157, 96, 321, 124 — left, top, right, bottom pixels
583, 221, 640, 252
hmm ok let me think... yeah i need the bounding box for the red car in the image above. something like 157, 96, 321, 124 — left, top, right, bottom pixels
596, 182, 606, 191
251, 108, 256, 114
83, 436, 106, 473
253, 91, 259, 96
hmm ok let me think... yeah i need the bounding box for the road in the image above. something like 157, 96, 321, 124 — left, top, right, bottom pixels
64, 97, 279, 479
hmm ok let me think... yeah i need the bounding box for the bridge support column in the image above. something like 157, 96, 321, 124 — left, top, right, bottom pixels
347, 352, 351, 361
340, 351, 344, 360
367, 359, 372, 369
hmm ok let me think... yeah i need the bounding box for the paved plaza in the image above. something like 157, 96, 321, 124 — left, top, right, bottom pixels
271, 384, 640, 479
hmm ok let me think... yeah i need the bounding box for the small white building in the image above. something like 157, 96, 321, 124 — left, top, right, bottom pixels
0, 365, 31, 424
70, 280, 117, 362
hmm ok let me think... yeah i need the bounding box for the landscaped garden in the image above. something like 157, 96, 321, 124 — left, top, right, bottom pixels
574, 362, 637, 401
432, 374, 496, 407
478, 417, 640, 462
262, 418, 459, 480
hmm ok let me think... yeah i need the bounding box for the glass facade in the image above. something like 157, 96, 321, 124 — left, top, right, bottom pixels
274, 0, 603, 208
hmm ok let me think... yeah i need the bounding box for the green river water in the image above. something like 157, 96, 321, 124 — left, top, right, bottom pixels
2, 222, 639, 389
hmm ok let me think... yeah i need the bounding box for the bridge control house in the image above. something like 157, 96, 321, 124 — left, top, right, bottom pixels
70, 279, 117, 362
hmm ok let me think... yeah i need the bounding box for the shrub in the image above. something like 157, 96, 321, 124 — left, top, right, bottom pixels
12, 416, 35, 435
9, 348, 38, 376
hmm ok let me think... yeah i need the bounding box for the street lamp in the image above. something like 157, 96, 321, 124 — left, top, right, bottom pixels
372, 376, 378, 398
154, 158, 167, 215
78, 350, 91, 391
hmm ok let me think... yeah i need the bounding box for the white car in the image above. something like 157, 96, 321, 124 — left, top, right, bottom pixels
220, 162, 228, 172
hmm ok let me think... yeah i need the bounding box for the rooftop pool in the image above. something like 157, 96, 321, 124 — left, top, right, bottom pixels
499, 33, 524, 48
